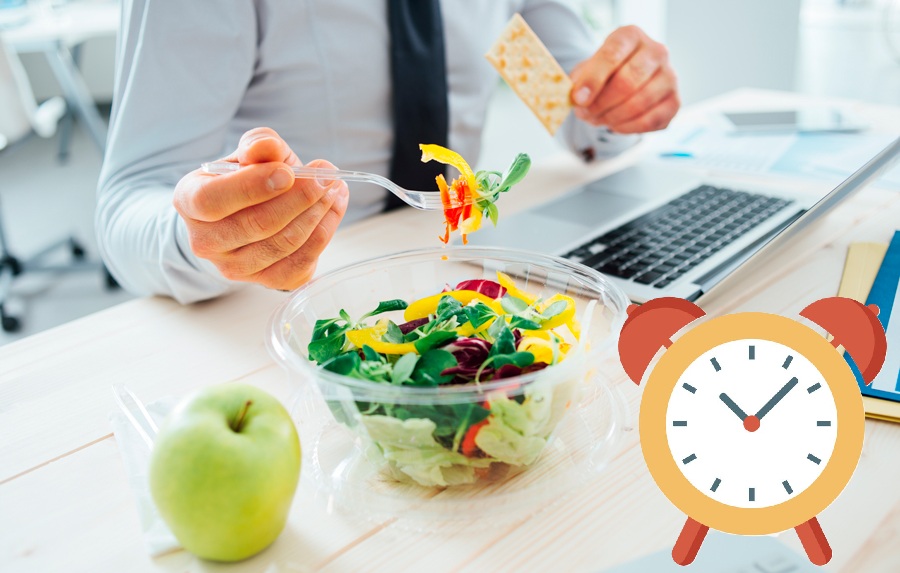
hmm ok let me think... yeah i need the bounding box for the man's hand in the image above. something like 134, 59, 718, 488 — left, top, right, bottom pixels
173, 127, 349, 291
570, 25, 679, 134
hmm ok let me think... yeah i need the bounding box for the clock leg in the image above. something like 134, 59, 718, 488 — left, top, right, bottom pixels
795, 516, 832, 566
672, 517, 709, 565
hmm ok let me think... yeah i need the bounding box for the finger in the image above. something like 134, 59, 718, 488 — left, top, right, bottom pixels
219, 127, 301, 167
217, 180, 349, 280
594, 65, 676, 126
590, 42, 667, 117
607, 92, 680, 134
189, 159, 339, 253
174, 162, 297, 222
570, 25, 643, 108
254, 187, 349, 290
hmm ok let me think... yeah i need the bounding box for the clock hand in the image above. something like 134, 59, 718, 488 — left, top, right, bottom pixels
718, 392, 748, 421
754, 377, 799, 421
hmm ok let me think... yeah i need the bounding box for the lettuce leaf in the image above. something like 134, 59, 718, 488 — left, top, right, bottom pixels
360, 415, 492, 487
474, 390, 555, 466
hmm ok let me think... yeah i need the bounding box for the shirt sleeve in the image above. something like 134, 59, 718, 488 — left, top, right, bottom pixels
519, 0, 641, 161
96, 0, 257, 304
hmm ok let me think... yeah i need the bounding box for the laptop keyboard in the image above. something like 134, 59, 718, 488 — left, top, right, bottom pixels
562, 185, 793, 289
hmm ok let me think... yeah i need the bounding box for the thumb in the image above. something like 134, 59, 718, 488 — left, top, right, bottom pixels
571, 26, 643, 107
233, 127, 301, 166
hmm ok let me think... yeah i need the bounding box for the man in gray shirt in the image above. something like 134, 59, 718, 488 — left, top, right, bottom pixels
97, 0, 679, 303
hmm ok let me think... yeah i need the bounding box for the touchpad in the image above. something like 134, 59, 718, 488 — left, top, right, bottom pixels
464, 212, 592, 252
539, 186, 645, 227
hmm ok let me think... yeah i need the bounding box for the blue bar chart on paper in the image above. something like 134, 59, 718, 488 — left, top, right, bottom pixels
848, 231, 900, 400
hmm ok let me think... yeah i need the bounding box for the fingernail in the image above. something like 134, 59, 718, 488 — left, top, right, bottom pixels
307, 160, 338, 188
268, 167, 293, 191
316, 175, 336, 189
325, 181, 346, 198
573, 86, 591, 106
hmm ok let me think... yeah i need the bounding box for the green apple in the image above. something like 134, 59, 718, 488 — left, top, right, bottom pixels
149, 383, 301, 562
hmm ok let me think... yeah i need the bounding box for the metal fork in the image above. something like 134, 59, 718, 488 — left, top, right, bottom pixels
201, 161, 461, 211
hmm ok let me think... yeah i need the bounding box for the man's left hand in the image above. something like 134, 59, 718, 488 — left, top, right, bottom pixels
570, 25, 679, 134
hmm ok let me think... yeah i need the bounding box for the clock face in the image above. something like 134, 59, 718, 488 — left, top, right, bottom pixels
665, 338, 838, 509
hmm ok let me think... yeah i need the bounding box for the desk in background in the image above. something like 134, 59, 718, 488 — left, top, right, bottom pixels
0, 0, 119, 154
1, 90, 900, 572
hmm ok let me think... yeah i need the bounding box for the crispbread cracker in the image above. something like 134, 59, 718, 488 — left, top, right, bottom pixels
485, 13, 572, 135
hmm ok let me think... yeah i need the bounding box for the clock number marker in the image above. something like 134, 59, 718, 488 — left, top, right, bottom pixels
817, 421, 832, 427
710, 478, 721, 492
783, 481, 793, 495
782, 355, 794, 369
807, 382, 821, 394
749, 488, 755, 502
672, 420, 688, 427
682, 453, 697, 465
710, 357, 722, 372
808, 454, 822, 465
749, 345, 755, 360
682, 383, 697, 394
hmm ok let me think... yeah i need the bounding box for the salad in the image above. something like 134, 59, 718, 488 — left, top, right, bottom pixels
307, 272, 585, 487
419, 144, 530, 245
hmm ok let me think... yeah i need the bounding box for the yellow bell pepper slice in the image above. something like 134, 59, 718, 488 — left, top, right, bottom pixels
496, 271, 538, 305
457, 316, 496, 337
404, 290, 503, 322
419, 144, 477, 195
346, 323, 418, 355
517, 336, 555, 364
538, 293, 582, 340
539, 294, 575, 329
459, 208, 483, 234
518, 333, 571, 364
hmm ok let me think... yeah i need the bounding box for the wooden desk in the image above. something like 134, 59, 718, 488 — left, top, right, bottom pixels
2, 90, 900, 572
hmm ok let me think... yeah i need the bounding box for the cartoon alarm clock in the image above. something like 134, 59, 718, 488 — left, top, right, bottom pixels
618, 297, 887, 566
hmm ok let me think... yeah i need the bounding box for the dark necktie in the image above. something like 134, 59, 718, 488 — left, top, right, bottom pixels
385, 0, 449, 211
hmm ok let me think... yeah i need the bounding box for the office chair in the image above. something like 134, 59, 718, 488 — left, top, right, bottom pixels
0, 38, 107, 332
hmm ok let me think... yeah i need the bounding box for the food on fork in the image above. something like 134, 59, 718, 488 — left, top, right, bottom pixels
419, 144, 530, 245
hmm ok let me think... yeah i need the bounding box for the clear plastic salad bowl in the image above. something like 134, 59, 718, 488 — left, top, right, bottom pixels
267, 247, 630, 523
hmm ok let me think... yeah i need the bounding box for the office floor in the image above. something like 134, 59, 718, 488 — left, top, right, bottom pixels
0, 120, 133, 346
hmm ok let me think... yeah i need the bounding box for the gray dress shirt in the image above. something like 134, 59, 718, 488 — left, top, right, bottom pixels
97, 0, 638, 303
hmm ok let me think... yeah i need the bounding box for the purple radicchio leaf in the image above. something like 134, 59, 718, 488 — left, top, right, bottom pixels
398, 317, 430, 335
440, 337, 492, 378
491, 361, 549, 380
454, 279, 507, 299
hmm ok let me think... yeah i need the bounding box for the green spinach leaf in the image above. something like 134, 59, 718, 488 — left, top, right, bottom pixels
391, 352, 418, 385
410, 349, 458, 386
360, 299, 408, 320
464, 302, 498, 330
414, 330, 458, 354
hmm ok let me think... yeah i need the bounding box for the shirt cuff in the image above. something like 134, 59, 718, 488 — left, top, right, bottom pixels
561, 114, 642, 162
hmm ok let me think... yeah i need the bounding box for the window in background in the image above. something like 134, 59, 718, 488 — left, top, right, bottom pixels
798, 0, 900, 105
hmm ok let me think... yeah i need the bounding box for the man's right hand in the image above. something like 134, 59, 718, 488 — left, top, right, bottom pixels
173, 127, 349, 291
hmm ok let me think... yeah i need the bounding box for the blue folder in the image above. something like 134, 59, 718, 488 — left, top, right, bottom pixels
847, 231, 900, 399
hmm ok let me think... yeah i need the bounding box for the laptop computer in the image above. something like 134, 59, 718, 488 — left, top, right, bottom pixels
467, 137, 900, 302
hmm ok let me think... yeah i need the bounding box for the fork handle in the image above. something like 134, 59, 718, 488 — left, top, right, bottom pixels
201, 161, 377, 185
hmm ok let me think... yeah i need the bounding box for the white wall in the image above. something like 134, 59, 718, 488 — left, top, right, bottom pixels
663, 0, 802, 104
797, 0, 900, 106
